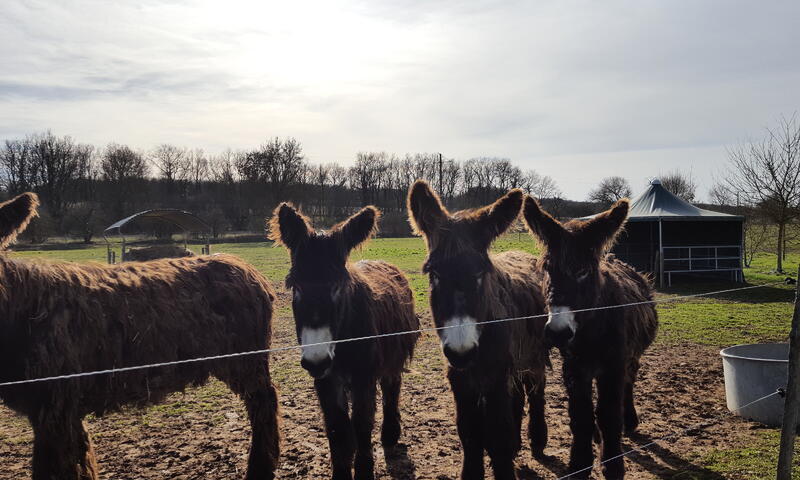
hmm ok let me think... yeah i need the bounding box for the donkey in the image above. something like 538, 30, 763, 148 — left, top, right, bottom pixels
0, 193, 279, 480
407, 180, 549, 480
269, 203, 419, 480
522, 197, 658, 480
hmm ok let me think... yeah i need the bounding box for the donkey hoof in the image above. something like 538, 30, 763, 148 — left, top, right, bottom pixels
531, 447, 547, 460
354, 468, 375, 480
381, 422, 401, 447
624, 417, 640, 435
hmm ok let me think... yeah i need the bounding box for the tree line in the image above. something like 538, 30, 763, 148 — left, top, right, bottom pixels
4, 116, 797, 275
0, 132, 570, 243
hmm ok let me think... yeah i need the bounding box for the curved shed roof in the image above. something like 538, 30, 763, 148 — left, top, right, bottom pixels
104, 209, 211, 236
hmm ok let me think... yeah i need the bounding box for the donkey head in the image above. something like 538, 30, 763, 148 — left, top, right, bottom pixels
522, 196, 629, 348
0, 193, 39, 251
408, 179, 523, 369
269, 203, 379, 379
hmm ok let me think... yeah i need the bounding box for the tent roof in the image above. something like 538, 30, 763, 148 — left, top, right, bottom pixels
104, 209, 211, 236
584, 179, 744, 222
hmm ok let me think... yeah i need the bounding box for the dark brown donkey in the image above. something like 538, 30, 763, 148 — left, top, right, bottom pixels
270, 203, 419, 480
407, 180, 549, 480
522, 197, 658, 480
0, 193, 278, 480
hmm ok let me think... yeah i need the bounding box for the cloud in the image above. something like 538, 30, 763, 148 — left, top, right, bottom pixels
1, 0, 799, 200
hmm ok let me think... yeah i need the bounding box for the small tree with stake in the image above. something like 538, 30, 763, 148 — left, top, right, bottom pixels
724, 115, 800, 274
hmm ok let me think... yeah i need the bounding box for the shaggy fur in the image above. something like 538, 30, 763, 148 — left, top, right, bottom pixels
408, 180, 549, 480
0, 193, 280, 480
523, 197, 658, 480
270, 203, 418, 480
124, 244, 196, 261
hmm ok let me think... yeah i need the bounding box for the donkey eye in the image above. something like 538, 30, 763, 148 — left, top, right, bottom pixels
575, 269, 590, 281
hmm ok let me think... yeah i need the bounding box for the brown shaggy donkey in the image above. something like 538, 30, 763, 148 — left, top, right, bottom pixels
407, 180, 549, 480
270, 203, 419, 480
124, 244, 195, 261
522, 197, 658, 480
0, 193, 279, 480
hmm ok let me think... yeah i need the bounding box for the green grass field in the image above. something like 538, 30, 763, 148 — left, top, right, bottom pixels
7, 236, 800, 478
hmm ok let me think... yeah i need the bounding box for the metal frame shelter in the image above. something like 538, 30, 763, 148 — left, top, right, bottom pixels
584, 179, 745, 287
103, 209, 212, 264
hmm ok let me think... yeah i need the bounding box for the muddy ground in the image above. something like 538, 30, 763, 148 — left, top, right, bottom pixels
0, 316, 771, 480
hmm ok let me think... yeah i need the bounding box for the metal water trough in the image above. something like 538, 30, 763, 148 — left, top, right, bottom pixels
721, 343, 788, 426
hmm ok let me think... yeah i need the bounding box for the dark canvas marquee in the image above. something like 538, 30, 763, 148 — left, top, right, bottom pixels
588, 179, 744, 286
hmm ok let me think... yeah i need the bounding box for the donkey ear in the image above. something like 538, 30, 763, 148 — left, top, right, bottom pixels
268, 202, 312, 250
334, 206, 379, 252
0, 192, 39, 249
474, 189, 524, 245
407, 179, 448, 238
582, 199, 629, 250
522, 195, 564, 245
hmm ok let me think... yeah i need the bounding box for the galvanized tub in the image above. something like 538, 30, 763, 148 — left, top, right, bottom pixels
720, 343, 788, 426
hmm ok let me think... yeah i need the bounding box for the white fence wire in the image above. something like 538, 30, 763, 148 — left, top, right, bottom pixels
0, 281, 787, 388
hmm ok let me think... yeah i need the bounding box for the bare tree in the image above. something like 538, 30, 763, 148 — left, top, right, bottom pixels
28, 131, 94, 223
210, 149, 241, 184
440, 159, 461, 201
186, 148, 209, 190
588, 176, 632, 204
0, 139, 37, 194
350, 152, 389, 205
150, 144, 189, 192
522, 170, 561, 199
101, 144, 148, 183
724, 115, 800, 273
743, 213, 771, 268
238, 137, 305, 206
660, 170, 697, 202
708, 182, 735, 206
101, 143, 149, 217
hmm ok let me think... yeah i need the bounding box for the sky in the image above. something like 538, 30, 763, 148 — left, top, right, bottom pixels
1, 0, 799, 201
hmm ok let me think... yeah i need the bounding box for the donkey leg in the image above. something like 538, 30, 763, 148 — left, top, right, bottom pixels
623, 359, 641, 435
221, 358, 280, 480
526, 374, 548, 458
484, 383, 520, 480
449, 369, 485, 480
597, 370, 625, 480
379, 374, 402, 447
316, 376, 356, 480
564, 362, 595, 480
351, 378, 378, 480
30, 411, 99, 480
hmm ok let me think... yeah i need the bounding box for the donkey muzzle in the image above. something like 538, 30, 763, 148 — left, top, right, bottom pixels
301, 356, 333, 379
443, 344, 479, 369
545, 306, 577, 349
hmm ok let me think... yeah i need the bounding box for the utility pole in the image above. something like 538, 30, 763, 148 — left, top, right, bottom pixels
777, 264, 800, 479
438, 152, 443, 195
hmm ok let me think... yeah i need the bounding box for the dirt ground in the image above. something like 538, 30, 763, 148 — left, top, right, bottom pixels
0, 318, 772, 480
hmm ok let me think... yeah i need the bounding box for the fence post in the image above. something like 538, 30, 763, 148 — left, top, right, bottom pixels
777, 265, 800, 479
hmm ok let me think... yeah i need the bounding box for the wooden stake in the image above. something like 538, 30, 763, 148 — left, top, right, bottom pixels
777, 265, 800, 479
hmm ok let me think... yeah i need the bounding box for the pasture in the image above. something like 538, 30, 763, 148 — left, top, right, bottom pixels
1, 236, 799, 479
